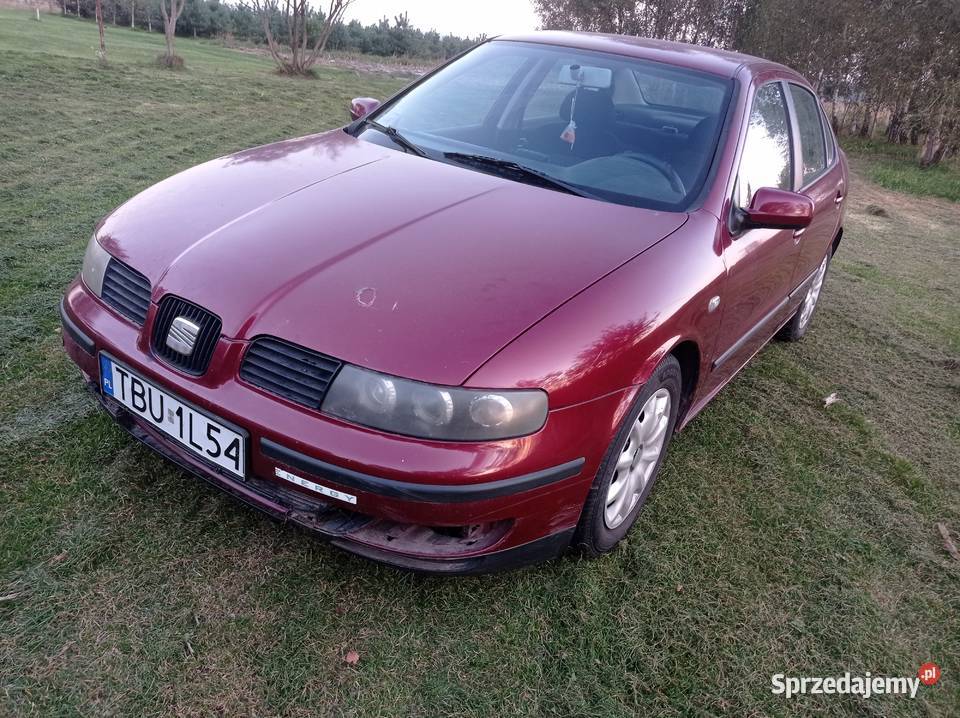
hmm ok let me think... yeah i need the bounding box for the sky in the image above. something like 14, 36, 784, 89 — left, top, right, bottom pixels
343, 0, 541, 39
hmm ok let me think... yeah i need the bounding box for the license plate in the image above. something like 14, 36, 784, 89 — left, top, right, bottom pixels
99, 354, 246, 478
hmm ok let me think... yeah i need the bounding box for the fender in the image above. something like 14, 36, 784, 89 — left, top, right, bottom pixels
467, 210, 727, 410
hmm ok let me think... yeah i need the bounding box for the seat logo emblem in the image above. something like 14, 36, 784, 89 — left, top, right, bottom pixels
166, 316, 201, 355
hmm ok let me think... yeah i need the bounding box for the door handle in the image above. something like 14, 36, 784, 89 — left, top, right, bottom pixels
793, 227, 805, 243
834, 191, 844, 205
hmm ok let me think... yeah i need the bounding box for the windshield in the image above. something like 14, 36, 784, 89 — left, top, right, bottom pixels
360, 41, 733, 211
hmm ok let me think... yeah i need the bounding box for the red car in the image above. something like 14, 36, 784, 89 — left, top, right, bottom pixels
61, 32, 847, 573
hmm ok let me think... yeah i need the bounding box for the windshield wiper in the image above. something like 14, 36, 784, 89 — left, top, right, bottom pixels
359, 118, 427, 158
443, 152, 596, 199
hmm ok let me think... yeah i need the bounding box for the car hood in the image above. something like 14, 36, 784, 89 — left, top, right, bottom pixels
98, 130, 688, 385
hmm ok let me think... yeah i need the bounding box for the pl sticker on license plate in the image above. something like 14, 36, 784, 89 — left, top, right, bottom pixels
99, 354, 246, 478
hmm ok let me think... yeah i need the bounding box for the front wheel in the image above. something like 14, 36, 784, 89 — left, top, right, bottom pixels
574, 355, 681, 556
778, 251, 830, 341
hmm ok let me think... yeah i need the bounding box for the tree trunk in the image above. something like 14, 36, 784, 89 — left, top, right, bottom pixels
918, 110, 947, 168
130, 0, 134, 28
868, 101, 882, 138
165, 18, 175, 58
159, 0, 185, 63
838, 100, 851, 135
857, 105, 873, 138
886, 108, 904, 143
830, 86, 840, 134
918, 134, 946, 168
908, 97, 922, 145
76, 0, 80, 17
95, 0, 106, 59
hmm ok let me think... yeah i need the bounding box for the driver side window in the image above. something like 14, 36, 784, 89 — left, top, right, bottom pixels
734, 83, 793, 210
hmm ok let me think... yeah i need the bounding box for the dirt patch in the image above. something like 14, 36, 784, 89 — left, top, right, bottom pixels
864, 203, 889, 217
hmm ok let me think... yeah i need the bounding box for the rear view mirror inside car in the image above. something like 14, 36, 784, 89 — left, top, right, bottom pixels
559, 64, 613, 89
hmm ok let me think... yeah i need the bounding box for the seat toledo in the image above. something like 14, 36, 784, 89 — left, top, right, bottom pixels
61, 31, 847, 573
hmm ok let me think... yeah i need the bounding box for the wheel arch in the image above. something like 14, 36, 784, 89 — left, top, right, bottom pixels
669, 339, 701, 426
628, 336, 702, 430
831, 226, 843, 256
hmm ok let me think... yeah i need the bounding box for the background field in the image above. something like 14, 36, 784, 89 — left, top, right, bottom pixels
1, 10, 958, 717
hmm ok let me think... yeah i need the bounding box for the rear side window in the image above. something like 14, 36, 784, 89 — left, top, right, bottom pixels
632, 68, 727, 112
788, 85, 827, 183
734, 83, 793, 209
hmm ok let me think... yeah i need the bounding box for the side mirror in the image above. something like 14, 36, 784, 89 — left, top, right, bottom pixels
349, 97, 381, 122
740, 187, 814, 231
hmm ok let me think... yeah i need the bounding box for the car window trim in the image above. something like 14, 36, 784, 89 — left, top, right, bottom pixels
728, 79, 796, 233
784, 82, 832, 190
820, 103, 836, 165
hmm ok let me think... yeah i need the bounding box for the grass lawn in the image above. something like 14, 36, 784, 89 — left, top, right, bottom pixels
2, 10, 959, 716
841, 136, 960, 203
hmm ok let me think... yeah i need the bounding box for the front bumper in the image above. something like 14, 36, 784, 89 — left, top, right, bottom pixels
60, 281, 629, 573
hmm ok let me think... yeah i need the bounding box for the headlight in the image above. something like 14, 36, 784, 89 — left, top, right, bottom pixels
81, 234, 111, 296
321, 365, 548, 441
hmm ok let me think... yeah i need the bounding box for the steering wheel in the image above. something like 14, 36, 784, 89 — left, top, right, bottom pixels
621, 152, 687, 197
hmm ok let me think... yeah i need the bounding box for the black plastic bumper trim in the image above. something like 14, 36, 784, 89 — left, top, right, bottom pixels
59, 297, 95, 355
92, 385, 575, 574
261, 437, 586, 504
330, 526, 575, 575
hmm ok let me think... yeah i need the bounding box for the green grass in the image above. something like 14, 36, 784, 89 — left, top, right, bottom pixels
2, 10, 960, 716
840, 136, 960, 202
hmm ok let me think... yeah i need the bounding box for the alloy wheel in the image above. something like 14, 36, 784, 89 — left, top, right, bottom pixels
798, 254, 829, 330
604, 388, 671, 529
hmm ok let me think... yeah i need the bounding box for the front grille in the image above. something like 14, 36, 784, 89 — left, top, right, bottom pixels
151, 296, 222, 375
240, 337, 341, 409
101, 259, 151, 325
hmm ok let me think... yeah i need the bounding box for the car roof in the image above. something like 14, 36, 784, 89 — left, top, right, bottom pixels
495, 31, 797, 80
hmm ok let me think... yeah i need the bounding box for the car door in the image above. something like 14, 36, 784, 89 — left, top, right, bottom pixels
710, 80, 802, 376
785, 83, 845, 285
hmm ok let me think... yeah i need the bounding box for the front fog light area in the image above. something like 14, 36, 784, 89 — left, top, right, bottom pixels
321, 364, 547, 441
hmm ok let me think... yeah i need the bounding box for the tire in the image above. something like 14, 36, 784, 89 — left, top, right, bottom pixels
778, 250, 831, 342
574, 354, 682, 557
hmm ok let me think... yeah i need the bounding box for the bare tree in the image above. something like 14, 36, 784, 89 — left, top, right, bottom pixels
95, 0, 107, 60
158, 0, 186, 66
251, 0, 356, 75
